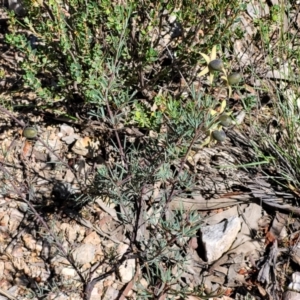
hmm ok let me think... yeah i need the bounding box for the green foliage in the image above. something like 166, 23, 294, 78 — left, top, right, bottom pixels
6, 0, 244, 122
89, 91, 215, 297
93, 140, 202, 298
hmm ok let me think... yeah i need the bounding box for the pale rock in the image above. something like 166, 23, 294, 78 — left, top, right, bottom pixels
17, 202, 28, 213
117, 243, 136, 283
72, 243, 96, 265
288, 272, 300, 292
62, 134, 80, 145
22, 233, 36, 250
11, 244, 23, 258
83, 231, 101, 245
8, 209, 23, 233
102, 286, 119, 300
61, 267, 76, 277
283, 291, 300, 300
168, 14, 176, 23
72, 136, 100, 156
60, 223, 85, 243
64, 169, 75, 183
199, 216, 241, 263
60, 124, 74, 136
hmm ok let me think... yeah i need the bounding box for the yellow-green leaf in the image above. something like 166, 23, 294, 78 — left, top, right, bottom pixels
200, 134, 212, 147
209, 72, 214, 85
228, 85, 232, 98
211, 45, 217, 60
221, 75, 228, 83
198, 67, 209, 77
200, 53, 210, 64
210, 109, 218, 116
220, 100, 226, 114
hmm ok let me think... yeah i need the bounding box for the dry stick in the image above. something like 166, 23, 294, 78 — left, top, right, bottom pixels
103, 17, 129, 171
0, 163, 86, 283
0, 106, 26, 127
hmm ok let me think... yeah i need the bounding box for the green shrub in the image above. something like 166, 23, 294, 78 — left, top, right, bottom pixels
6, 0, 244, 125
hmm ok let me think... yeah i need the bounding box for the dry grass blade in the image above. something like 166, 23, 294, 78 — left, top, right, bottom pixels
170, 195, 249, 210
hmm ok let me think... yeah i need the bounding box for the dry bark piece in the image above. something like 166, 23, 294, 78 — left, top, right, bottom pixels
170, 194, 249, 211
268, 212, 288, 242
257, 240, 280, 300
